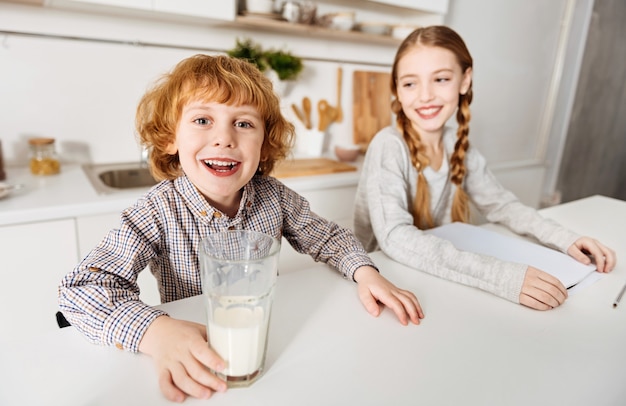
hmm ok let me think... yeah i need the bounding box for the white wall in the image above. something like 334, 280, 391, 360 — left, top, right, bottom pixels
447, 0, 593, 207
0, 0, 589, 207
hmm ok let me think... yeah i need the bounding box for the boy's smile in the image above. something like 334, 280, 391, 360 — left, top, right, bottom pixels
203, 158, 240, 176
167, 100, 264, 216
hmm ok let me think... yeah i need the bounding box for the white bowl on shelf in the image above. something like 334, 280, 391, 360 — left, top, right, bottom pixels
327, 12, 356, 31
357, 22, 391, 36
245, 0, 275, 14
391, 24, 420, 40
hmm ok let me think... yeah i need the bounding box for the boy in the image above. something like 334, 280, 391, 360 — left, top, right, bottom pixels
59, 54, 424, 402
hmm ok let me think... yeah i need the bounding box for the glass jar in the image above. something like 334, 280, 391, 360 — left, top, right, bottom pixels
29, 137, 60, 175
0, 140, 6, 181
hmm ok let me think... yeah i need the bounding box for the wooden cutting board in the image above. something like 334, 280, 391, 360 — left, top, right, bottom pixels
353, 70, 392, 150
271, 158, 357, 179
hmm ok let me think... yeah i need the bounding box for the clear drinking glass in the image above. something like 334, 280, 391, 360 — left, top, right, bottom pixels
199, 230, 281, 388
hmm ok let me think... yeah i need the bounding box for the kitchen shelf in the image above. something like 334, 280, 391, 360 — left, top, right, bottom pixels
234, 15, 402, 46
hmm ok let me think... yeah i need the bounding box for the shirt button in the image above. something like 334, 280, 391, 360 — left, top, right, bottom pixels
200, 210, 207, 216
246, 201, 252, 208
228, 226, 235, 230
213, 212, 222, 218
115, 342, 124, 350
89, 267, 100, 272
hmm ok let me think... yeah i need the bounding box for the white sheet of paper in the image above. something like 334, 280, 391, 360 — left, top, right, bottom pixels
424, 222, 599, 290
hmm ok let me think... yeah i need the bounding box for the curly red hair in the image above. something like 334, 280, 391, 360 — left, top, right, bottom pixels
136, 54, 294, 180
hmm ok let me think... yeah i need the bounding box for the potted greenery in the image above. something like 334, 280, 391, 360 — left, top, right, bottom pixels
226, 38, 268, 72
264, 48, 303, 81
227, 38, 304, 96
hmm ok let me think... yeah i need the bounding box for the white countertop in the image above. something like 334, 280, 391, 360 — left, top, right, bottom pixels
1, 195, 624, 406
0, 162, 361, 227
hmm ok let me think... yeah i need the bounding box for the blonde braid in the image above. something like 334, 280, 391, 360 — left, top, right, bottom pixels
393, 99, 434, 229
449, 91, 472, 223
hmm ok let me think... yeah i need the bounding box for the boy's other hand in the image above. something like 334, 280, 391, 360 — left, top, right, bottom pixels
354, 265, 424, 325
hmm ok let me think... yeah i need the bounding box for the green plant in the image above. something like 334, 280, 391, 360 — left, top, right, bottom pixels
227, 38, 304, 81
264, 49, 303, 81
226, 38, 268, 72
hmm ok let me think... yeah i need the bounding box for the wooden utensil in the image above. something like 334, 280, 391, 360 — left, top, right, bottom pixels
335, 67, 343, 122
352, 70, 392, 150
291, 103, 306, 127
318, 98, 341, 132
302, 97, 312, 129
318, 99, 334, 131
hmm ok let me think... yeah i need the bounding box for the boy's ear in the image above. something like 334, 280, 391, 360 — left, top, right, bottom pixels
164, 141, 178, 155
460, 67, 473, 95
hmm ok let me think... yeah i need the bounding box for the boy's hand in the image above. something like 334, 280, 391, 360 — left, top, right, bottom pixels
353, 266, 424, 325
138, 316, 227, 403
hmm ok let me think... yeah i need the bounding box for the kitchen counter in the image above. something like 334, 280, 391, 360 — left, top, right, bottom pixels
0, 161, 361, 227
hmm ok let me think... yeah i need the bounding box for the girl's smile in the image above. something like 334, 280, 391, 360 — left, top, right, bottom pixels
416, 105, 443, 120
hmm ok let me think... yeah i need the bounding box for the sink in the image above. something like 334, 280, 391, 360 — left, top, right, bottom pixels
82, 162, 158, 195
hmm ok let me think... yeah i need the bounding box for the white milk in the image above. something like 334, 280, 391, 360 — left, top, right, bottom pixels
208, 305, 268, 377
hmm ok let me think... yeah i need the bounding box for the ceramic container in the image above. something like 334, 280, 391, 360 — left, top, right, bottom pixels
391, 24, 420, 40
334, 144, 360, 162
328, 12, 355, 31
357, 22, 391, 36
246, 0, 275, 14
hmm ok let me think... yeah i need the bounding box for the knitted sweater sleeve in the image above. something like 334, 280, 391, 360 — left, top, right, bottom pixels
354, 128, 526, 303
462, 144, 580, 253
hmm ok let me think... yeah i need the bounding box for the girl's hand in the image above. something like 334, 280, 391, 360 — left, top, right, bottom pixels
567, 237, 616, 273
520, 266, 568, 310
138, 316, 227, 403
354, 266, 425, 325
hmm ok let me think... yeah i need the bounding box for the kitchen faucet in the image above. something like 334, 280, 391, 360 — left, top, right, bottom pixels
140, 146, 150, 168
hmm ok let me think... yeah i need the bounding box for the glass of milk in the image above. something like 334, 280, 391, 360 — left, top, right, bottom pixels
199, 230, 280, 388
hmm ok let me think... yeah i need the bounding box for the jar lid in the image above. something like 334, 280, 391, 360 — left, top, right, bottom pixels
28, 137, 55, 145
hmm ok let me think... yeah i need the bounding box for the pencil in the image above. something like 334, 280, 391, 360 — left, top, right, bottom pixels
613, 282, 626, 308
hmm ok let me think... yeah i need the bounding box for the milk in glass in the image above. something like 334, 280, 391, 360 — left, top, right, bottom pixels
208, 302, 268, 377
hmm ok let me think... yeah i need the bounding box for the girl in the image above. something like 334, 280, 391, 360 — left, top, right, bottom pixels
354, 25, 616, 311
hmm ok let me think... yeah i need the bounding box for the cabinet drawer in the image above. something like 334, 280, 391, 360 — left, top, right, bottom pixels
0, 218, 78, 342
299, 185, 357, 224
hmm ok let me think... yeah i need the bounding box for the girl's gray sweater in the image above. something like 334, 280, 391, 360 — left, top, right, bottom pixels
354, 126, 580, 303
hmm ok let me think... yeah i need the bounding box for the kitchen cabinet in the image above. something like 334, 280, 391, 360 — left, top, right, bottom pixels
0, 218, 78, 343
68, 0, 151, 9
5, 0, 237, 21
152, 0, 229, 19
365, 0, 448, 14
